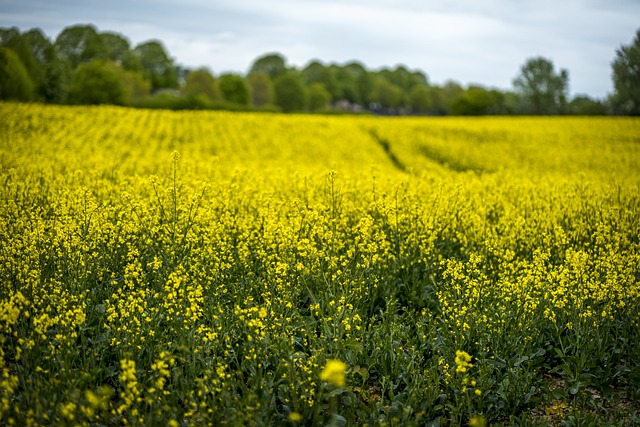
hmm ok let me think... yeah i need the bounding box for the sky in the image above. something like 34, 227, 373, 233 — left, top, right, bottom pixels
1, 0, 639, 99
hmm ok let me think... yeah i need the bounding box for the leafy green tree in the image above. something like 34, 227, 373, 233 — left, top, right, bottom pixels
218, 73, 250, 105
307, 83, 331, 112
248, 72, 275, 107
106, 62, 150, 103
428, 86, 447, 115
67, 60, 125, 105
611, 29, 640, 115
249, 53, 287, 79
0, 46, 34, 101
333, 65, 359, 103
22, 28, 69, 102
346, 62, 375, 107
55, 24, 106, 68
183, 68, 219, 102
407, 84, 431, 114
133, 40, 178, 91
274, 72, 307, 112
513, 57, 568, 114
370, 77, 403, 112
451, 85, 506, 115
568, 95, 606, 115
0, 27, 41, 90
100, 31, 131, 64
379, 65, 428, 93
302, 61, 339, 101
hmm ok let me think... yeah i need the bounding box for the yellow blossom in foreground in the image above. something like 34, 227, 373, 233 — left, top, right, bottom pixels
469, 415, 487, 427
287, 412, 302, 422
320, 359, 348, 387
455, 350, 473, 373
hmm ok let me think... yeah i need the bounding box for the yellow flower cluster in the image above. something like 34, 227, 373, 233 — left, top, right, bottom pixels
0, 101, 638, 425
454, 350, 473, 373
320, 359, 348, 388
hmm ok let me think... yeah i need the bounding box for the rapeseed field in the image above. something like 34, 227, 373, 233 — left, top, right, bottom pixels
1, 102, 639, 426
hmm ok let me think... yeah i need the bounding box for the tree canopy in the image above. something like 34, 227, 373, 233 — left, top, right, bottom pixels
67, 60, 125, 105
611, 29, 640, 115
2, 23, 638, 115
513, 57, 569, 114
0, 46, 34, 101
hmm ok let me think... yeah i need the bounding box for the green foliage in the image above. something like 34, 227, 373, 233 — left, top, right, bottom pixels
132, 91, 210, 110
107, 62, 151, 103
67, 60, 126, 105
133, 40, 178, 91
451, 86, 506, 115
274, 72, 307, 112
611, 28, 640, 115
55, 24, 105, 69
568, 96, 607, 115
248, 72, 275, 108
303, 60, 340, 101
0, 27, 41, 89
379, 65, 428, 92
183, 68, 219, 102
0, 47, 34, 101
99, 31, 131, 63
218, 73, 250, 106
307, 82, 331, 112
370, 77, 403, 111
513, 57, 569, 114
0, 23, 623, 116
249, 52, 287, 78
407, 84, 431, 114
22, 28, 70, 102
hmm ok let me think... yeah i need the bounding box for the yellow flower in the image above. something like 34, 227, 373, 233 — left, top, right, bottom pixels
455, 350, 473, 373
288, 411, 302, 422
320, 359, 347, 387
469, 415, 487, 427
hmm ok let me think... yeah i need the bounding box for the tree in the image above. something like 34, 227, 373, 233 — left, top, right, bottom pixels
428, 86, 447, 115
183, 68, 219, 102
379, 65, 427, 92
218, 73, 250, 105
302, 60, 339, 101
100, 31, 131, 64
274, 72, 307, 112
611, 29, 640, 115
513, 57, 568, 114
107, 62, 150, 103
133, 40, 178, 91
0, 47, 34, 101
568, 95, 606, 115
407, 84, 431, 114
22, 28, 70, 102
333, 65, 358, 103
249, 53, 287, 79
67, 60, 125, 105
55, 24, 105, 68
369, 77, 403, 112
307, 83, 331, 112
451, 85, 506, 115
248, 72, 275, 107
0, 27, 41, 89
344, 61, 374, 106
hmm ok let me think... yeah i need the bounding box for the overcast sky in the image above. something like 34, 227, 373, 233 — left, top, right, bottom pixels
2, 0, 639, 98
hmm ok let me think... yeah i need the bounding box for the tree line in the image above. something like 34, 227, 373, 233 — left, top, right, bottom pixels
1, 24, 639, 115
